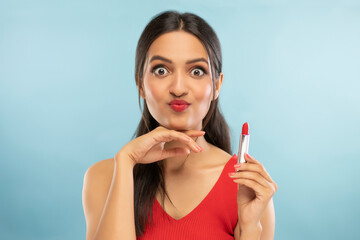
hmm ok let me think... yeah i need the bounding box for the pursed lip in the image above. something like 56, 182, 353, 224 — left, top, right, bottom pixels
168, 99, 190, 112
169, 99, 190, 105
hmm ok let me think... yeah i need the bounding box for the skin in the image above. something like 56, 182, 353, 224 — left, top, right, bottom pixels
138, 30, 277, 239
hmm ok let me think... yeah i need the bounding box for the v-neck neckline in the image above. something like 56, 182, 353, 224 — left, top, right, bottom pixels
154, 154, 236, 222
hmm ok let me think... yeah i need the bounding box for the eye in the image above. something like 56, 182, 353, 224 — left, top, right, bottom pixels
151, 65, 169, 76
190, 67, 206, 77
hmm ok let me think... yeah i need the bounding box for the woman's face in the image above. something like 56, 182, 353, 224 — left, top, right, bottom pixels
140, 31, 223, 131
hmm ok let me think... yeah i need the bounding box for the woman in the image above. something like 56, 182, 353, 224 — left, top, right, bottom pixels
82, 11, 277, 240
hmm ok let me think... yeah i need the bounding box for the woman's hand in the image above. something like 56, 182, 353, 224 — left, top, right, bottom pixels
116, 126, 205, 165
228, 153, 278, 229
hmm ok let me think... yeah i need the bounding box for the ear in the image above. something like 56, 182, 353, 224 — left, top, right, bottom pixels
137, 79, 146, 99
139, 87, 145, 99
214, 72, 224, 100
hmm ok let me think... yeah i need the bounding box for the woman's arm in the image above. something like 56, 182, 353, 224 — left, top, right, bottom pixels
83, 126, 204, 240
82, 152, 137, 240
259, 198, 275, 239
235, 198, 275, 240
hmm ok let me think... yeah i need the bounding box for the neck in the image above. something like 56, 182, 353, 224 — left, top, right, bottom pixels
162, 135, 210, 172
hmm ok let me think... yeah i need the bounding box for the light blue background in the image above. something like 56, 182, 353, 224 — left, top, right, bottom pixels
1, 0, 359, 239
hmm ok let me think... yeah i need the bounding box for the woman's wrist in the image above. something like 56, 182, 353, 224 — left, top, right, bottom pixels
115, 149, 136, 169
240, 222, 262, 240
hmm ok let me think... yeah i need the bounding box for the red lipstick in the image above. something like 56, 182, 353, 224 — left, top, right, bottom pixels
237, 122, 250, 164
169, 99, 190, 112
242, 122, 249, 135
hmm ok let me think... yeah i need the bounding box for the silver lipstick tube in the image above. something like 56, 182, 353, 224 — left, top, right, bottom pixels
237, 134, 250, 164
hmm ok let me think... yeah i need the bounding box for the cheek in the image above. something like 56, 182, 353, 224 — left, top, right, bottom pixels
142, 78, 170, 124
194, 83, 213, 108
144, 80, 164, 103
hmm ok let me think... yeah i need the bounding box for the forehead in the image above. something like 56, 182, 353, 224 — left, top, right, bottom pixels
147, 31, 209, 62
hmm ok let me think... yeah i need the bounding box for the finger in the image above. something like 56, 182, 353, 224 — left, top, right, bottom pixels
233, 162, 274, 183
244, 153, 261, 164
232, 178, 268, 198
228, 171, 270, 189
155, 127, 205, 151
173, 131, 203, 153
234, 164, 278, 193
177, 130, 205, 152
152, 130, 202, 153
178, 130, 206, 138
241, 154, 275, 183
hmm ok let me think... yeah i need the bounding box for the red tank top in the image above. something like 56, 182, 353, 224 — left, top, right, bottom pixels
137, 154, 238, 240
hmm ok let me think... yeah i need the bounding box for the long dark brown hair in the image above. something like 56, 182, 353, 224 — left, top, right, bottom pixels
132, 10, 231, 236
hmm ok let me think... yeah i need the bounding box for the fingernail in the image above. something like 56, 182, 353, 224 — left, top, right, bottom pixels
234, 164, 241, 168
197, 146, 203, 151
184, 136, 192, 141
228, 172, 236, 176
245, 153, 250, 159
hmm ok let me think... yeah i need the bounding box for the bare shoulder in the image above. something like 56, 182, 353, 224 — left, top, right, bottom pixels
86, 158, 115, 178
206, 143, 233, 169
83, 158, 115, 189
82, 158, 116, 203
82, 158, 115, 239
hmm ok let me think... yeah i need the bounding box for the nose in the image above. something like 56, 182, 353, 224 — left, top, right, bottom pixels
169, 71, 188, 98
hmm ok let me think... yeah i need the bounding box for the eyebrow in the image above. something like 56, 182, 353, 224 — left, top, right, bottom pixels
149, 55, 208, 65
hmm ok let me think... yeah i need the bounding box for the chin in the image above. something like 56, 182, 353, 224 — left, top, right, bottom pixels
160, 122, 192, 131
154, 113, 202, 131
162, 125, 188, 131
